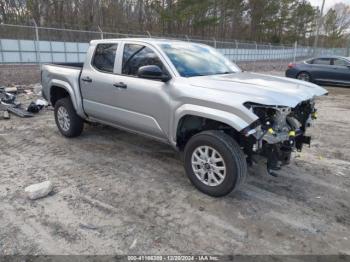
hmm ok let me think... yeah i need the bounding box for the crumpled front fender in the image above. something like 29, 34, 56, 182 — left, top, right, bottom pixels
170, 104, 253, 146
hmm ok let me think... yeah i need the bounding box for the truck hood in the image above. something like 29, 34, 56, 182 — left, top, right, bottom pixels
188, 72, 328, 107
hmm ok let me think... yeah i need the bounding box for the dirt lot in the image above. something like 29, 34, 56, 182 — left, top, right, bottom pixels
0, 74, 349, 256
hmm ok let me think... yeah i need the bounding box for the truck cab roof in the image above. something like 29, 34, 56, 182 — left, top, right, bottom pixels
90, 38, 187, 46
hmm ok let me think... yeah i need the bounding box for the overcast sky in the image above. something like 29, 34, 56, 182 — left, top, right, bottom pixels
308, 0, 350, 11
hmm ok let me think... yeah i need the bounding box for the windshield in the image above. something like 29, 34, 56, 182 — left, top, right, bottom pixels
159, 42, 241, 77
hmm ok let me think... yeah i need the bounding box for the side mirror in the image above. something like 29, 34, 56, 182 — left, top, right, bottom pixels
137, 65, 171, 82
347, 65, 350, 69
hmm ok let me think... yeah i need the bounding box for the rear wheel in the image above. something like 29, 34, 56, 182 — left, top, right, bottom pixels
297, 72, 311, 82
184, 130, 247, 197
54, 97, 84, 137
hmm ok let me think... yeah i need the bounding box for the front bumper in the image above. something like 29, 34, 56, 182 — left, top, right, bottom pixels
242, 125, 312, 171
241, 100, 318, 172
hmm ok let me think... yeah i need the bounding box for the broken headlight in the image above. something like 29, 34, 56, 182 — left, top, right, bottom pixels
243, 102, 301, 144
244, 102, 291, 131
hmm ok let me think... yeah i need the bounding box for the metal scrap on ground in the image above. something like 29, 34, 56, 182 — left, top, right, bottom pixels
0, 84, 46, 119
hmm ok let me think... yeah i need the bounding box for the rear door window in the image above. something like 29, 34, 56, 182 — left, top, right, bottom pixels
312, 58, 331, 65
333, 58, 350, 67
92, 44, 118, 73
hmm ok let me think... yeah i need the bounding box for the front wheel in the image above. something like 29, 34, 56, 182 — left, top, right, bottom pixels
297, 72, 312, 82
54, 97, 84, 137
184, 130, 247, 197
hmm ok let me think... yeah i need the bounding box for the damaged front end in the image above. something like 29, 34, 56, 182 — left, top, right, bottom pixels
241, 100, 318, 175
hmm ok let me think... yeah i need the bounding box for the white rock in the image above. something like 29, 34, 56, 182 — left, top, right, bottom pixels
33, 83, 42, 95
129, 239, 137, 249
35, 99, 48, 107
25, 181, 53, 200
4, 87, 17, 93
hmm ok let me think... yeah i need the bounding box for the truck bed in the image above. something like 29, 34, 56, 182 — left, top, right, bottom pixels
41, 63, 83, 112
48, 62, 84, 68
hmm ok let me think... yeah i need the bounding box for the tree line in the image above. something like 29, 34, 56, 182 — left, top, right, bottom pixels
0, 0, 349, 47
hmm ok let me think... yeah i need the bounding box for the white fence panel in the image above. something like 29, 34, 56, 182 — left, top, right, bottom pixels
0, 38, 347, 64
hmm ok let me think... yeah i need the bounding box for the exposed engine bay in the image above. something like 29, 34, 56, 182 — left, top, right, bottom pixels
242, 100, 318, 175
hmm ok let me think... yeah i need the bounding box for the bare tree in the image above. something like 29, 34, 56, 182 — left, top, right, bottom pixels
0, 0, 348, 47
323, 3, 350, 47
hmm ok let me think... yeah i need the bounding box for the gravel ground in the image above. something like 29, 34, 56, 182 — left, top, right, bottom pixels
0, 74, 349, 256
0, 64, 40, 86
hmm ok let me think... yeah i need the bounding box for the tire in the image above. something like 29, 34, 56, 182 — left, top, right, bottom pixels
184, 130, 247, 197
54, 97, 84, 137
297, 71, 312, 82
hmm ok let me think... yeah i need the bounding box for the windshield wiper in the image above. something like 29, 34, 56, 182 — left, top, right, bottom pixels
186, 73, 206, 77
186, 72, 234, 77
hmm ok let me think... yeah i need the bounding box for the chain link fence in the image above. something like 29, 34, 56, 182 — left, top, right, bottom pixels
0, 23, 348, 72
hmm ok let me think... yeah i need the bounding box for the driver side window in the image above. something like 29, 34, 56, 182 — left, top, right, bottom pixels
122, 44, 165, 76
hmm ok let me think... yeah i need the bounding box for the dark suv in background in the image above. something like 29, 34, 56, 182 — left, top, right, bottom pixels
286, 56, 350, 86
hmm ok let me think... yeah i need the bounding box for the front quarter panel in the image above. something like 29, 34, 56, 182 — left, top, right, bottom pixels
169, 79, 258, 145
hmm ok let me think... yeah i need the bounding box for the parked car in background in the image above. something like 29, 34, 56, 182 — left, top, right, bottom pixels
286, 56, 350, 86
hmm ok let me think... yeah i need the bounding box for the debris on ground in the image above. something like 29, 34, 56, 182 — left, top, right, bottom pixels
0, 84, 47, 119
24, 89, 33, 95
79, 223, 99, 230
1, 83, 42, 94
27, 99, 49, 113
129, 239, 138, 249
24, 181, 53, 200
2, 110, 10, 119
27, 102, 42, 113
4, 87, 18, 93
0, 91, 16, 104
32, 83, 42, 95
7, 106, 34, 118
35, 99, 48, 107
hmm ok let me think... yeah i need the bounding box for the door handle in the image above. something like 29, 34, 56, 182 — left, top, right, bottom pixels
113, 82, 127, 89
81, 76, 92, 82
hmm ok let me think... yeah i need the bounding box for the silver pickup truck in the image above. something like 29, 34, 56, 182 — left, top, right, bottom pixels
41, 38, 327, 197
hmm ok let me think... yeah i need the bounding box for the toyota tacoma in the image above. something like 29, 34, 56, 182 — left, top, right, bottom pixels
41, 39, 327, 197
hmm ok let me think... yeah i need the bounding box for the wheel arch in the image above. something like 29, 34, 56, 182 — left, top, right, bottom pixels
49, 79, 85, 117
172, 104, 250, 150
50, 85, 70, 106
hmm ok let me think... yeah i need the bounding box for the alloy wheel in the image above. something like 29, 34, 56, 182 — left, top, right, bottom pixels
191, 146, 226, 186
57, 106, 71, 132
